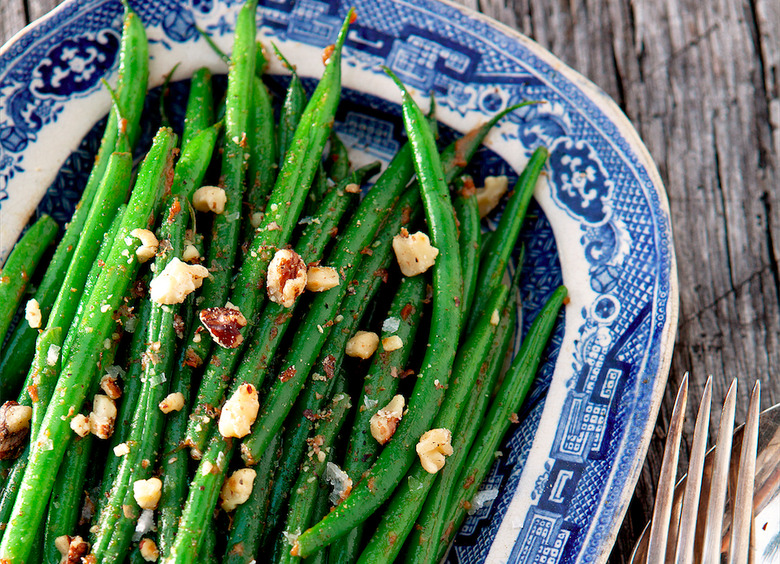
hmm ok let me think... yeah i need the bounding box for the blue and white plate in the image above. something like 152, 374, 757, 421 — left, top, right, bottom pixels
0, 1, 678, 562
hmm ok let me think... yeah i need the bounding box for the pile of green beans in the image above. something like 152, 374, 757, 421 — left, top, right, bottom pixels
0, 3, 567, 563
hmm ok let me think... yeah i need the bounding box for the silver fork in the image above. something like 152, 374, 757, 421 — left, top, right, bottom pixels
643, 374, 761, 564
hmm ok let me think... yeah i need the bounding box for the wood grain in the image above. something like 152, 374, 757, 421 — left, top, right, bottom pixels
2, 0, 780, 562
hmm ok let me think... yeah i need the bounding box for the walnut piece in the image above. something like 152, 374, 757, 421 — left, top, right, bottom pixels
475, 175, 509, 218
306, 266, 340, 292
99, 374, 122, 400
159, 392, 185, 414
193, 185, 227, 214
490, 308, 500, 326
220, 468, 257, 511
267, 249, 307, 308
149, 257, 210, 305
199, 305, 248, 349
370, 394, 405, 445
392, 229, 439, 277
139, 538, 160, 562
416, 428, 454, 474
25, 298, 41, 328
130, 228, 159, 263
133, 477, 163, 510
381, 335, 403, 352
345, 331, 379, 359
70, 414, 90, 438
219, 383, 259, 438
0, 401, 32, 459
89, 394, 117, 439
55, 535, 90, 564
181, 244, 200, 263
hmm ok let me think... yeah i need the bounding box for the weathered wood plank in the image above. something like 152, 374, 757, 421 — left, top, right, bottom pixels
27, 0, 64, 23
0, 0, 27, 47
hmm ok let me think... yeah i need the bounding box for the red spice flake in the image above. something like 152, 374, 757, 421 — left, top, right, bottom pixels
322, 44, 335, 65
173, 314, 185, 339
459, 175, 476, 197
131, 279, 147, 299
563, 296, 571, 305
397, 368, 415, 379
279, 366, 297, 383
27, 385, 38, 403
423, 284, 433, 304
360, 246, 373, 256
199, 307, 248, 349
509, 412, 520, 424
97, 259, 105, 268
322, 354, 336, 380
454, 296, 461, 307
349, 10, 357, 23
303, 409, 318, 422
400, 303, 416, 321
388, 533, 398, 546
461, 500, 472, 510
79, 491, 95, 525
443, 522, 454, 539
373, 268, 389, 283
167, 198, 182, 223
453, 125, 481, 167
183, 348, 203, 368
329, 226, 339, 238
400, 205, 413, 226
463, 474, 475, 489
367, 477, 377, 493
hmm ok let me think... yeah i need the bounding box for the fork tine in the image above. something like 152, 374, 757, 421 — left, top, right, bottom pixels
646, 373, 689, 564
701, 378, 737, 564
728, 380, 761, 564
674, 376, 713, 564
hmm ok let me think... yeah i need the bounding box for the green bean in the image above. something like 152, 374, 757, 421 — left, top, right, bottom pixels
452, 180, 481, 321
182, 0, 258, 374
42, 433, 93, 564
181, 67, 215, 149
27, 327, 63, 435
467, 146, 547, 331
355, 285, 508, 563
171, 123, 221, 200
222, 434, 281, 564
0, 215, 58, 347
243, 75, 278, 241
421, 285, 566, 563
331, 275, 427, 564
292, 70, 464, 559
60, 204, 127, 361
274, 46, 308, 168
275, 392, 352, 564
184, 164, 372, 457
404, 287, 518, 564
0, 127, 177, 562
325, 131, 350, 184
0, 4, 148, 387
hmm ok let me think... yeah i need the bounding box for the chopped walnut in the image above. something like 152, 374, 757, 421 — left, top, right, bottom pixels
370, 394, 405, 445
130, 228, 159, 263
324, 462, 352, 505
392, 229, 439, 277
182, 244, 200, 263
267, 249, 307, 308
70, 414, 90, 438
193, 185, 227, 214
113, 442, 130, 457
100, 374, 122, 400
381, 335, 403, 352
25, 298, 41, 328
159, 392, 185, 414
345, 331, 379, 359
55, 535, 90, 564
490, 308, 500, 326
139, 538, 160, 561
306, 266, 340, 292
219, 383, 259, 438
199, 305, 248, 349
149, 258, 210, 305
133, 477, 162, 510
220, 468, 257, 511
475, 175, 509, 218
416, 428, 454, 474
89, 395, 117, 439
0, 401, 32, 459
344, 182, 361, 194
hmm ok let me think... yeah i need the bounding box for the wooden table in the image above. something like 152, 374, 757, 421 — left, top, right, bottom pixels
3, 0, 779, 561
